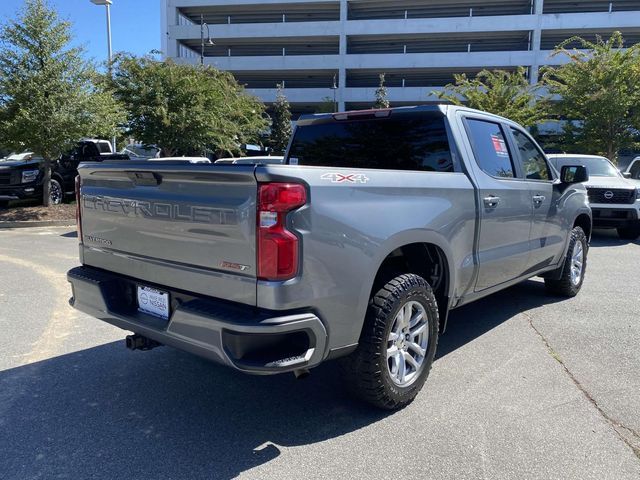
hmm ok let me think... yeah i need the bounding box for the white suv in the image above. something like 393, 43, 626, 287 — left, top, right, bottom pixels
548, 154, 640, 240
625, 156, 640, 181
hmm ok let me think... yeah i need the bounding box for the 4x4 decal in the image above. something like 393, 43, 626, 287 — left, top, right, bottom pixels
321, 172, 370, 184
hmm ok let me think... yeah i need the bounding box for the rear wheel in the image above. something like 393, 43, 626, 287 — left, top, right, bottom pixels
617, 222, 640, 240
545, 226, 588, 297
341, 273, 439, 410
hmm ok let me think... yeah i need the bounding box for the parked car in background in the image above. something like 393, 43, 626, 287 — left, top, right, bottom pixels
548, 154, 640, 239
0, 140, 129, 207
68, 105, 592, 409
53, 140, 130, 204
624, 156, 640, 181
121, 143, 161, 161
214, 156, 285, 165
0, 152, 44, 206
82, 138, 116, 156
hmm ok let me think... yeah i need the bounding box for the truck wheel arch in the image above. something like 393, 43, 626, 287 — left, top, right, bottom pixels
51, 172, 65, 188
362, 235, 455, 334
573, 213, 592, 242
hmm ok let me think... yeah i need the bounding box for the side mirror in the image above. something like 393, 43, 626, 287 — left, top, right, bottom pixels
622, 172, 632, 179
561, 165, 589, 184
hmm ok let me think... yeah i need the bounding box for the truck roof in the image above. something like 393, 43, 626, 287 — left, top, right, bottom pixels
297, 105, 444, 125
546, 154, 609, 160
296, 104, 519, 127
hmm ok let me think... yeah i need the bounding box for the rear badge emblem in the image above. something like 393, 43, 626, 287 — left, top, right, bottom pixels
85, 235, 112, 246
220, 261, 251, 272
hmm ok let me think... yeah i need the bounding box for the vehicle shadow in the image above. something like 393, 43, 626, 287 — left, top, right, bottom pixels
0, 198, 41, 211
589, 228, 640, 247
0, 343, 386, 480
439, 279, 563, 358
0, 280, 567, 479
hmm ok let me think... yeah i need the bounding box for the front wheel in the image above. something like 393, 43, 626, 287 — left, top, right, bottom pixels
341, 273, 439, 410
49, 179, 63, 205
617, 222, 640, 240
544, 226, 588, 297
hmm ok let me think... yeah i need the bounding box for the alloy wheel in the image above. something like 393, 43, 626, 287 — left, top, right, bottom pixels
386, 300, 429, 387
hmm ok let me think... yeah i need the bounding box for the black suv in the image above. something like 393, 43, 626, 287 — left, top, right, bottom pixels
0, 141, 129, 206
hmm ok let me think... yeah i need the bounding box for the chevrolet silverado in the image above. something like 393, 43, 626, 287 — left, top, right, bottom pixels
67, 105, 592, 409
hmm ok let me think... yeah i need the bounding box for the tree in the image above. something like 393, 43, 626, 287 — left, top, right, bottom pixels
315, 96, 336, 113
269, 84, 291, 154
374, 73, 390, 109
85, 73, 127, 144
110, 54, 267, 157
436, 67, 548, 128
543, 31, 640, 162
0, 0, 123, 205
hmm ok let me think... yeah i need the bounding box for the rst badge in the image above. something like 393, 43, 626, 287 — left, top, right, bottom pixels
321, 172, 370, 184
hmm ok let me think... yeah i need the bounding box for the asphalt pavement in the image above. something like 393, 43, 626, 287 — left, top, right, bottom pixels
0, 226, 638, 479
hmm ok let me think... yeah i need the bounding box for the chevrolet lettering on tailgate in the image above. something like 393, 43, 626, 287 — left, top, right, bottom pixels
83, 195, 237, 225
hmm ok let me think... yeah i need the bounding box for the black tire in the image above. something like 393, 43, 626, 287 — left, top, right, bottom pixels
544, 226, 588, 297
341, 274, 439, 410
49, 178, 63, 205
0, 200, 8, 209
617, 222, 640, 240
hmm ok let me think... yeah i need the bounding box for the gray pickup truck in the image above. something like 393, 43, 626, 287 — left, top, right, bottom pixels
67, 105, 592, 409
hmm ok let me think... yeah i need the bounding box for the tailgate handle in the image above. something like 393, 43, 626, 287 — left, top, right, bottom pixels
127, 171, 161, 186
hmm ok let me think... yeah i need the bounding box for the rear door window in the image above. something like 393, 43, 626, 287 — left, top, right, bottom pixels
465, 119, 515, 178
287, 112, 454, 172
510, 128, 552, 181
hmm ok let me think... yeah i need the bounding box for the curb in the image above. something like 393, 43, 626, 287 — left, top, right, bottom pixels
0, 220, 75, 229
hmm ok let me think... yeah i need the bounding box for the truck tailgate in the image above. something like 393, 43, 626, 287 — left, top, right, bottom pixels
77, 163, 258, 305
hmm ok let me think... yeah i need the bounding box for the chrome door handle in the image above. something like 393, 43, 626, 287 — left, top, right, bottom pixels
483, 195, 500, 208
532, 195, 546, 205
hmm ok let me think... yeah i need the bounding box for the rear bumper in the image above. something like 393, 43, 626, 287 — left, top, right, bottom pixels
67, 266, 328, 374
591, 206, 638, 228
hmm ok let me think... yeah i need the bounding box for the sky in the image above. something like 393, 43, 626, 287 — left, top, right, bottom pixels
0, 0, 161, 64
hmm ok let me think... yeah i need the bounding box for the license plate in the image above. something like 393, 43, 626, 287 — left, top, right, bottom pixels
137, 286, 170, 320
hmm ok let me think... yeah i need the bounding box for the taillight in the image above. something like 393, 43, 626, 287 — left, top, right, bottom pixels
257, 183, 307, 281
75, 175, 83, 243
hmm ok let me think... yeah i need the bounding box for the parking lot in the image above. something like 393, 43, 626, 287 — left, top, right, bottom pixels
0, 226, 638, 479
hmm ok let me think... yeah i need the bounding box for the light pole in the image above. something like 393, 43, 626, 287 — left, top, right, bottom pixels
90, 0, 116, 152
200, 14, 215, 65
330, 73, 338, 112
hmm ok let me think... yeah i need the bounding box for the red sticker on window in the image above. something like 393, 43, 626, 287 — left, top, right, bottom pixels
491, 134, 509, 157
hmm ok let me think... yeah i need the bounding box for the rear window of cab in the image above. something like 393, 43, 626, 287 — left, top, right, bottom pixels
287, 112, 454, 173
